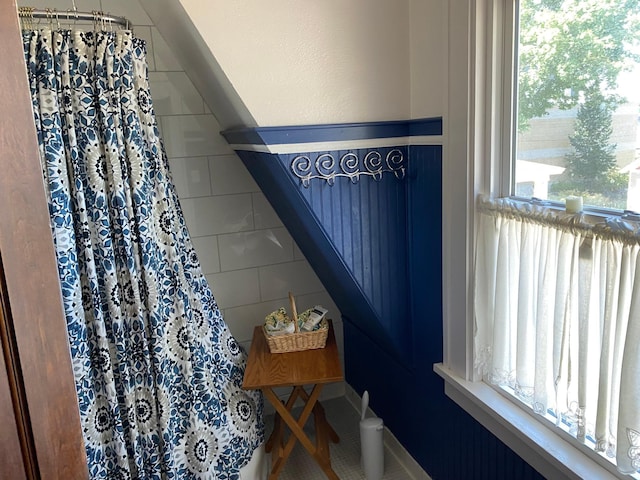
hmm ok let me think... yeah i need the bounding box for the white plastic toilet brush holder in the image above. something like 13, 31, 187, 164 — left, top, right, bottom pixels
359, 390, 384, 480
360, 417, 384, 480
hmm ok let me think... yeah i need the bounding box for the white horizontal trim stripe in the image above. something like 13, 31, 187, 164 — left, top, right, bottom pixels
229, 135, 443, 154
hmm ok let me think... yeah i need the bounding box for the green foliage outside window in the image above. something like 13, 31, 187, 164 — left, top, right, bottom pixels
518, 0, 640, 131
549, 92, 628, 208
517, 0, 640, 209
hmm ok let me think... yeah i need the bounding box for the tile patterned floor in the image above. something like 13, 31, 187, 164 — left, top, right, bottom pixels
263, 396, 415, 479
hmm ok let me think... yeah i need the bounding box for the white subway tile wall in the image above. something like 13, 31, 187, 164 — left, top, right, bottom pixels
190, 236, 221, 274
169, 156, 212, 198
22, 0, 345, 394
206, 269, 262, 309
209, 155, 259, 195
180, 194, 254, 237
106, 0, 153, 25
150, 26, 183, 71
252, 192, 284, 229
148, 72, 206, 116
160, 115, 233, 158
217, 228, 294, 272
259, 261, 326, 302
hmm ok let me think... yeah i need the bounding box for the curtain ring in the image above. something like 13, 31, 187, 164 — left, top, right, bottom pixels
35, 7, 44, 27
18, 6, 26, 29
17, 7, 25, 29
20, 6, 35, 30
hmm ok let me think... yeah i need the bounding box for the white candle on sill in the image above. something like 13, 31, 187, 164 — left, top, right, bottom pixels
565, 195, 583, 213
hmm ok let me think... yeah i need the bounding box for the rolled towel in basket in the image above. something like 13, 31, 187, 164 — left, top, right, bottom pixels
264, 307, 295, 336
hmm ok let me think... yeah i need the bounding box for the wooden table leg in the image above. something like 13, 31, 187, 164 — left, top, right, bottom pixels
264, 386, 318, 479
265, 386, 304, 454
263, 385, 340, 480
312, 398, 341, 465
264, 384, 339, 480
314, 402, 330, 464
265, 404, 281, 454
298, 387, 340, 444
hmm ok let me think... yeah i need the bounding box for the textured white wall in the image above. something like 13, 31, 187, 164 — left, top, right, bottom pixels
410, 0, 446, 119
176, 0, 412, 126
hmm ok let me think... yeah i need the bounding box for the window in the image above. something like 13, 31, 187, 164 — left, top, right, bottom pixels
475, 0, 640, 477
513, 0, 640, 212
438, 1, 640, 479
474, 197, 640, 477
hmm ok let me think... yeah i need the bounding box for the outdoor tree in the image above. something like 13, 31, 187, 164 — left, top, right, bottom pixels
565, 92, 617, 186
518, 0, 640, 131
518, 0, 640, 207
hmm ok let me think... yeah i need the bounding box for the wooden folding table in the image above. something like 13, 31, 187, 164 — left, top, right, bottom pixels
242, 320, 343, 480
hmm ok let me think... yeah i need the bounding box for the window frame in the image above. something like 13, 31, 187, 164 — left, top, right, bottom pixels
437, 1, 629, 479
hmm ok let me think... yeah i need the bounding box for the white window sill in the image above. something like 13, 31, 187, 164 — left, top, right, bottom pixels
433, 363, 624, 480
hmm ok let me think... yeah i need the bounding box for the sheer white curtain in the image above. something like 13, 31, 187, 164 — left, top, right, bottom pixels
474, 196, 640, 475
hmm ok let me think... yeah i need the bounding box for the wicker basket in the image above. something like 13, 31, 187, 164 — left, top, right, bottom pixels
263, 292, 329, 353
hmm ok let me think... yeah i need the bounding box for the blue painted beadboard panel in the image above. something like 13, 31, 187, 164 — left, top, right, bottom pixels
237, 142, 545, 479
236, 149, 412, 363
345, 323, 546, 480
278, 147, 410, 338
345, 145, 545, 480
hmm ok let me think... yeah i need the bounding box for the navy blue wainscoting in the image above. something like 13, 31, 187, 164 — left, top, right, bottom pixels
236, 147, 412, 364
287, 147, 412, 359
344, 146, 545, 479
227, 118, 545, 479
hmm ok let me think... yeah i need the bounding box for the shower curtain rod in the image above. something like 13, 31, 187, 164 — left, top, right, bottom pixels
18, 7, 131, 30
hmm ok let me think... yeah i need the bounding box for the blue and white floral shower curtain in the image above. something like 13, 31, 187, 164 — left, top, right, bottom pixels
23, 28, 263, 479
